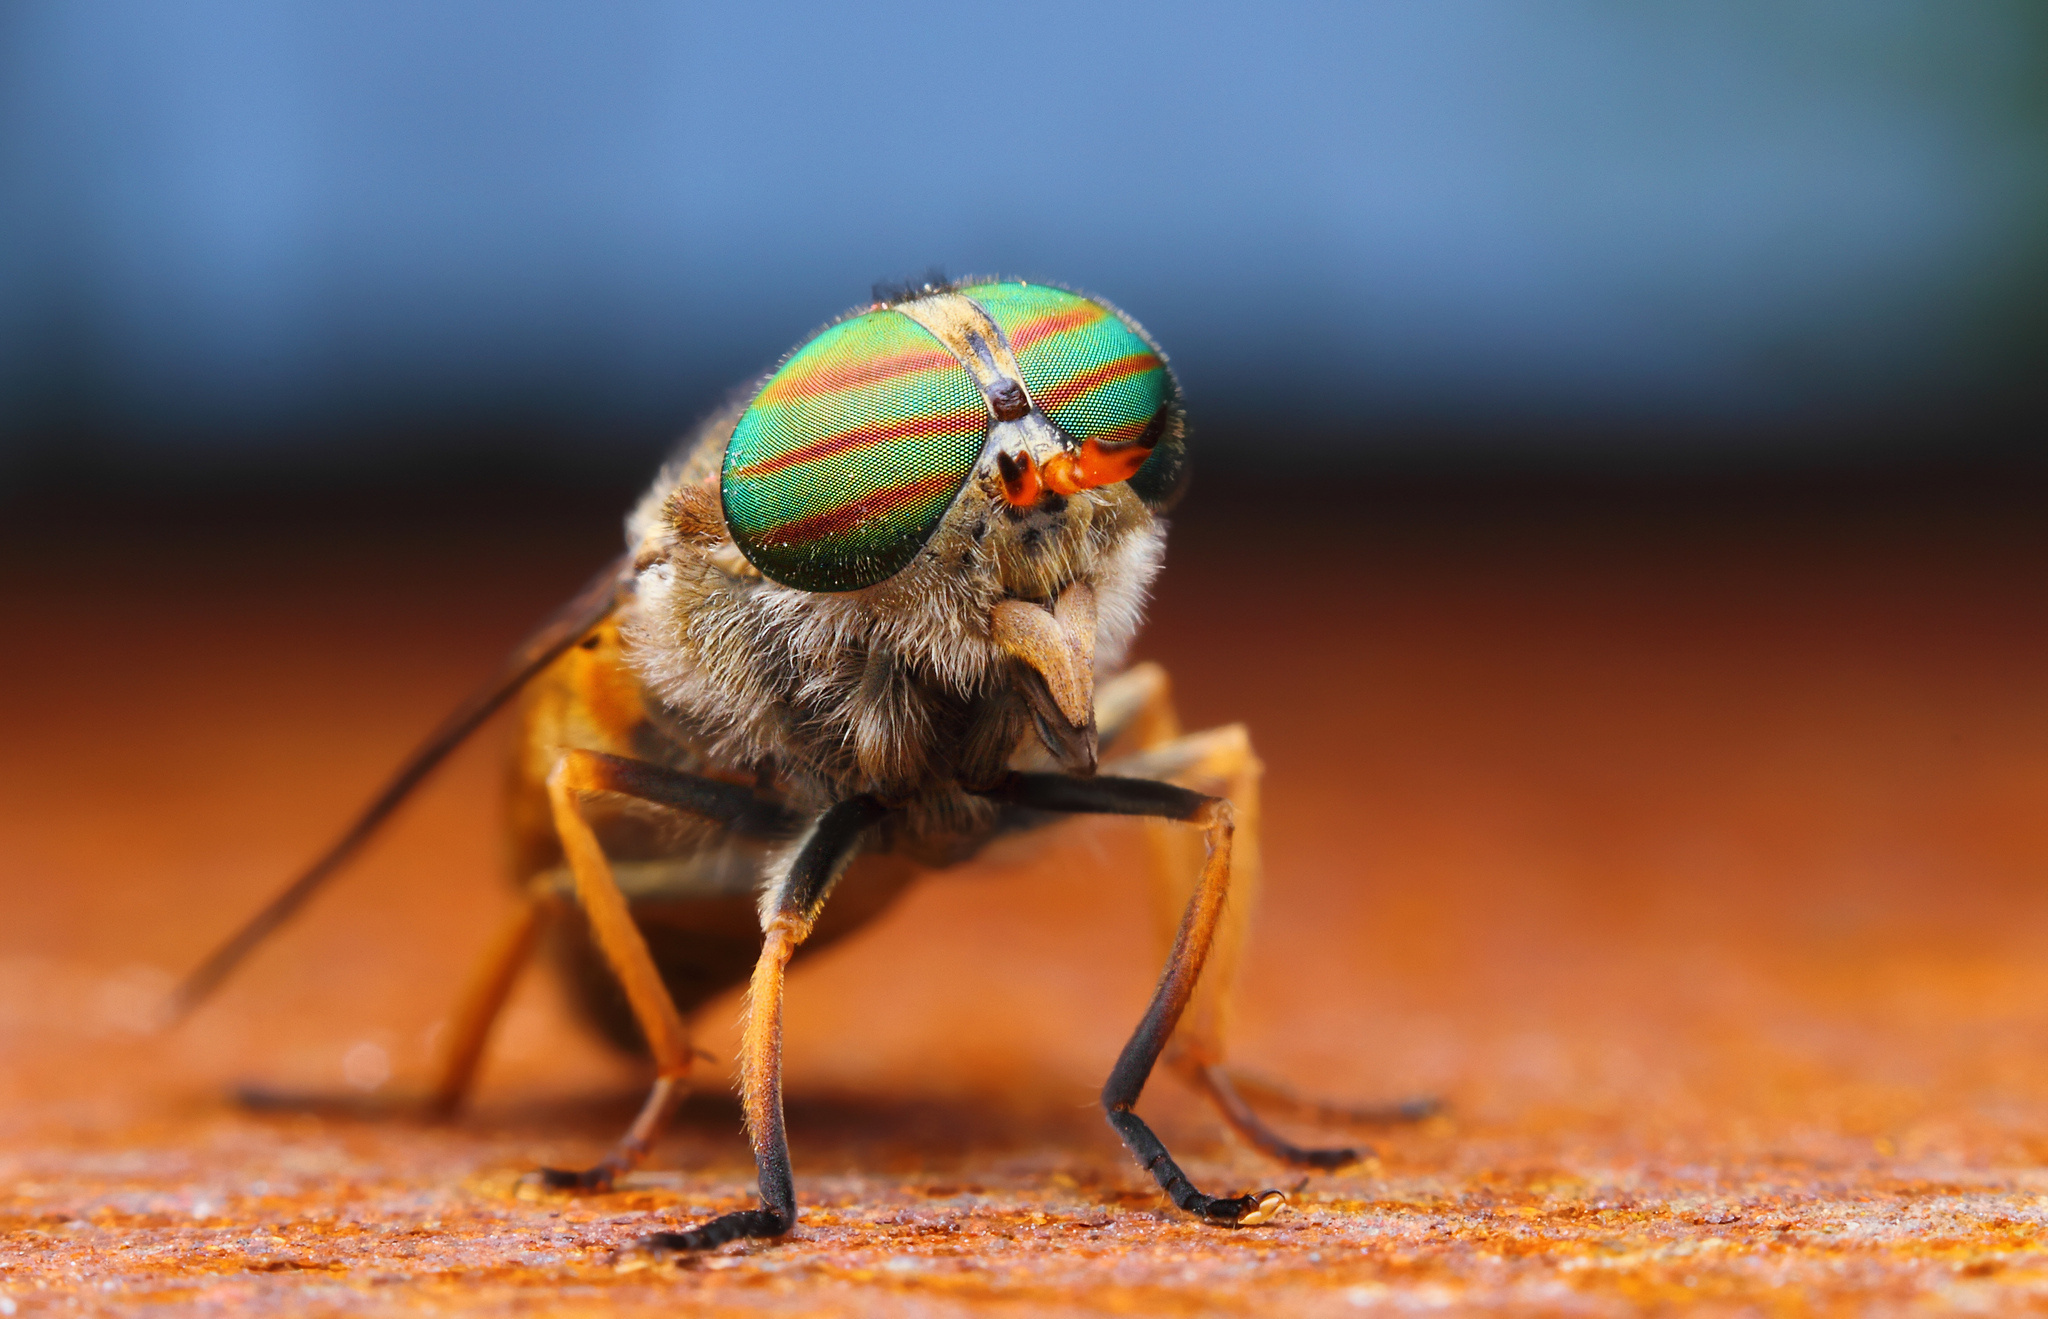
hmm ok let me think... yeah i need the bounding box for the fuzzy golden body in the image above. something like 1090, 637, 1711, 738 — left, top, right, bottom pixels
180, 281, 1409, 1255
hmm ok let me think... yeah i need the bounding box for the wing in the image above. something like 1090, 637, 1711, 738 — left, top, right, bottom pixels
168, 551, 636, 1022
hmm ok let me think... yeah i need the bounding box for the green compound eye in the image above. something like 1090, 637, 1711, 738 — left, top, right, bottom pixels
956, 282, 1185, 507
721, 309, 989, 593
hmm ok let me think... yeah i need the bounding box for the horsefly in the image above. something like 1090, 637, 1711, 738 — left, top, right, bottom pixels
174, 277, 1423, 1253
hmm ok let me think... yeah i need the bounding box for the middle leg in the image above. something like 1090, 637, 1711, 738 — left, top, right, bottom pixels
541, 749, 794, 1191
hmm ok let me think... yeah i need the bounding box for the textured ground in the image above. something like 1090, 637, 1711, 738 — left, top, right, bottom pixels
7, 481, 2048, 1315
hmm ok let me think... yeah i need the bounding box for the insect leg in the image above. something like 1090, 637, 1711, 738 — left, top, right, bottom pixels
1195, 1071, 1440, 1129
1094, 660, 1182, 756
542, 749, 793, 1192
426, 890, 558, 1119
1101, 724, 1363, 1167
973, 771, 1283, 1227
1105, 676, 1436, 1158
634, 795, 892, 1253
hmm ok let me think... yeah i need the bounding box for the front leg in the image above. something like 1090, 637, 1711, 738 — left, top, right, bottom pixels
634, 795, 892, 1252
973, 771, 1284, 1226
1101, 664, 1435, 1164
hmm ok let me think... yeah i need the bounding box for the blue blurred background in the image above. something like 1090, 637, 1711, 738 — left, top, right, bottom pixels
2, 1, 2043, 490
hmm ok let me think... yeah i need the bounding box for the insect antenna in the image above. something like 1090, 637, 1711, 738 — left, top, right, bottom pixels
165, 550, 636, 1024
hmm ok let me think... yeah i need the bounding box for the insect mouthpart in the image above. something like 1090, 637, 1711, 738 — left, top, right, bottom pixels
992, 582, 1098, 774
995, 421, 1166, 511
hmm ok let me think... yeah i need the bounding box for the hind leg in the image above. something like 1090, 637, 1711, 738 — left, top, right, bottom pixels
424, 889, 559, 1119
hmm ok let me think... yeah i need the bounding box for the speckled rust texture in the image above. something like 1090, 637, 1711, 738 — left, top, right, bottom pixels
7, 488, 2048, 1316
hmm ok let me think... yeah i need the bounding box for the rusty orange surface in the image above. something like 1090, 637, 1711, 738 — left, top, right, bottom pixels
6, 487, 2048, 1315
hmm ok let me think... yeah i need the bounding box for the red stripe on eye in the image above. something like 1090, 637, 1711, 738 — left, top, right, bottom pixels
731, 410, 985, 477
755, 471, 961, 546
760, 344, 963, 403
1005, 302, 1107, 354
1073, 416, 1156, 447
1033, 352, 1160, 415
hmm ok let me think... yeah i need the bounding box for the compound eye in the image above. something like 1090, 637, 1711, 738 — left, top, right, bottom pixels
722, 309, 990, 592
958, 281, 1185, 507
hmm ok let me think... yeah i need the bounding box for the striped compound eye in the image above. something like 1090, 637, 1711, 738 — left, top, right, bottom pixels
721, 310, 990, 593
721, 283, 1184, 593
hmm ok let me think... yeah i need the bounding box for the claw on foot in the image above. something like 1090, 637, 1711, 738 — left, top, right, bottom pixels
1235, 1190, 1286, 1226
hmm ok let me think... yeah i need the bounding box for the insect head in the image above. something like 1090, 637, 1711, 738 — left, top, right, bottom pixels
719, 281, 1187, 593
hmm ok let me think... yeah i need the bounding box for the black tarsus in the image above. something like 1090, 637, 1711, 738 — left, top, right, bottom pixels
1102, 1109, 1263, 1224
640, 794, 891, 1254
540, 1071, 689, 1192
969, 772, 1277, 1225
168, 552, 636, 1023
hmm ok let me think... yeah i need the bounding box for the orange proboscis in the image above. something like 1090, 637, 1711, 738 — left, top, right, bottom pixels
999, 434, 1157, 509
